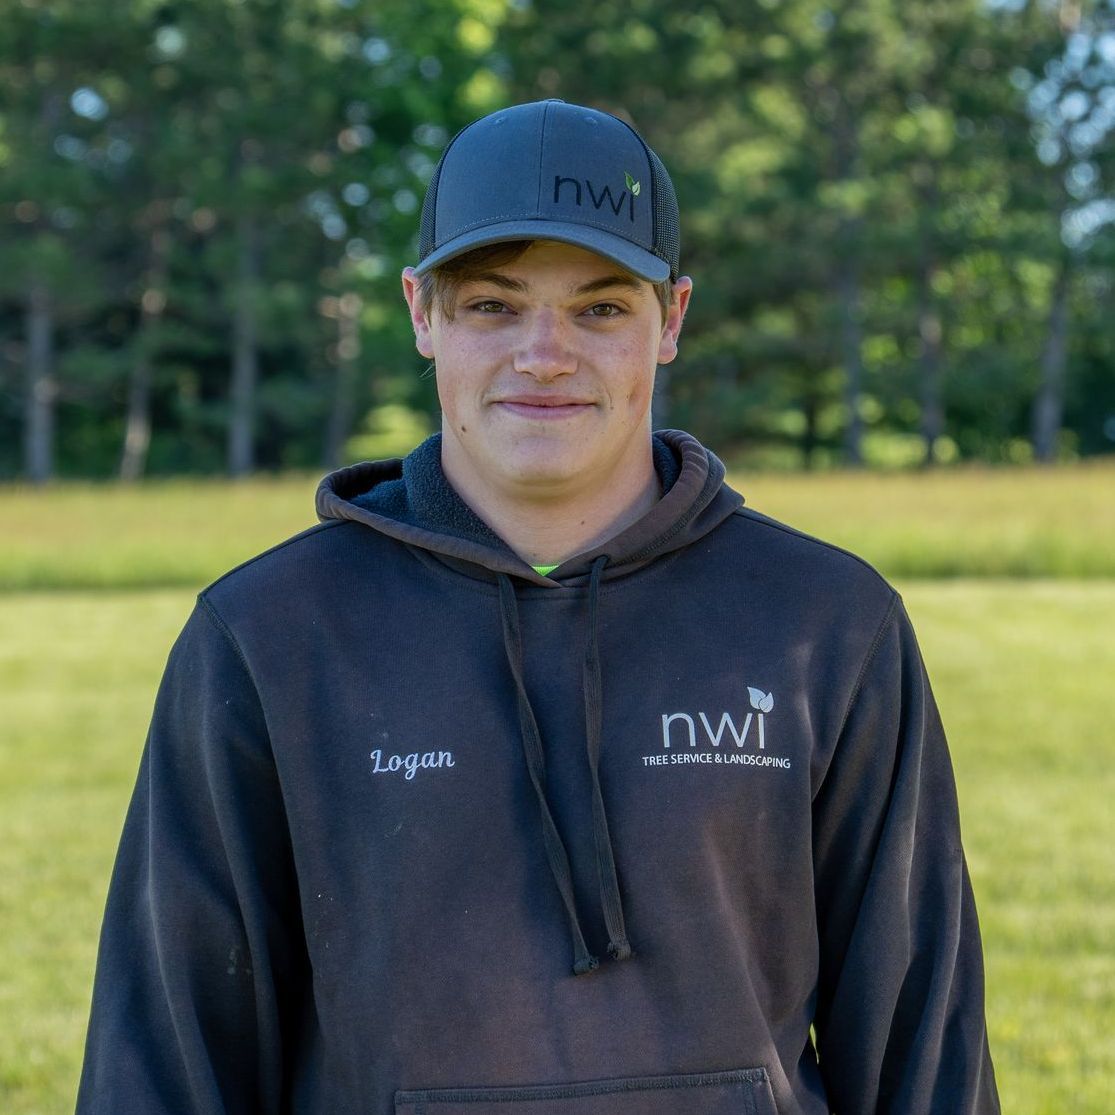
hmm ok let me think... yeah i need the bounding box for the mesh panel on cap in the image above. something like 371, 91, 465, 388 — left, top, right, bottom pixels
647, 146, 680, 281
417, 155, 443, 261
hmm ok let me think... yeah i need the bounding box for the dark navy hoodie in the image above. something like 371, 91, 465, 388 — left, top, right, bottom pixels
77, 430, 999, 1114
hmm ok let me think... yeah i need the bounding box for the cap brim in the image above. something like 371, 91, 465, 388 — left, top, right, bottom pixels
413, 219, 671, 283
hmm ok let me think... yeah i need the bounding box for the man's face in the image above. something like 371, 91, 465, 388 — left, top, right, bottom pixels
402, 241, 690, 510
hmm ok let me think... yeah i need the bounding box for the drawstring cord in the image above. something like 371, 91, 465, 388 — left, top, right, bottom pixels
498, 573, 598, 975
496, 563, 634, 975
582, 556, 632, 961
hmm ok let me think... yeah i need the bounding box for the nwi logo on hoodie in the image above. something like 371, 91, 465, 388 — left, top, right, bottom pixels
642, 687, 791, 771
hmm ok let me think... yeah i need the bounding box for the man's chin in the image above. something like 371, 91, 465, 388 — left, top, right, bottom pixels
502, 458, 589, 496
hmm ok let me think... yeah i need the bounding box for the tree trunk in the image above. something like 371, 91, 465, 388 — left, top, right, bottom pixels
801, 389, 819, 470
792, 306, 821, 469
228, 213, 261, 477
836, 256, 864, 466
120, 226, 171, 482
22, 91, 66, 484
1031, 258, 1072, 463
918, 261, 944, 466
23, 277, 55, 485
323, 293, 362, 470
833, 95, 864, 467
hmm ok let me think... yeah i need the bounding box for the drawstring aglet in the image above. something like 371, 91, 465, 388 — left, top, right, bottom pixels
608, 938, 633, 961
573, 954, 600, 976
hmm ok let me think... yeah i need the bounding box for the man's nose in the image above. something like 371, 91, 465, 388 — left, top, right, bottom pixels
512, 310, 577, 380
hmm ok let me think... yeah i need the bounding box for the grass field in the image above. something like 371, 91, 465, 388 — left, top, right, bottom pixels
2, 456, 1114, 589
900, 582, 1115, 1114
743, 457, 1115, 578
1, 468, 1113, 1113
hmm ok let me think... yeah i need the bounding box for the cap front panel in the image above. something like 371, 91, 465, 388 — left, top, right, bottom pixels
433, 109, 542, 245
539, 107, 655, 254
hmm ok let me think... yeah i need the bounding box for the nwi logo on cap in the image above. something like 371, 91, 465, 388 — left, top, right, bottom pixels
551, 170, 640, 223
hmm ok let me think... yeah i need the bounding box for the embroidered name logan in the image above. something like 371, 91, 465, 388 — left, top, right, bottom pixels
370, 748, 455, 781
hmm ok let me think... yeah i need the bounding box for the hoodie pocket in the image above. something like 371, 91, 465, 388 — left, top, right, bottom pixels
395, 1067, 777, 1115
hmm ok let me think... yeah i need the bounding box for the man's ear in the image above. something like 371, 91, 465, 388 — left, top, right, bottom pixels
401, 267, 435, 359
657, 276, 693, 365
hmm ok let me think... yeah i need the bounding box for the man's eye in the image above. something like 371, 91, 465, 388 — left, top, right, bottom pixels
469, 300, 508, 314
587, 303, 623, 317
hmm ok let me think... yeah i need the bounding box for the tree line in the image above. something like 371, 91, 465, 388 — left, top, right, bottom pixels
2, 0, 1113, 482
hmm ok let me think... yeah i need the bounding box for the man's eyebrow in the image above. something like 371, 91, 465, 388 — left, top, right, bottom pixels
459, 272, 528, 293
570, 274, 645, 297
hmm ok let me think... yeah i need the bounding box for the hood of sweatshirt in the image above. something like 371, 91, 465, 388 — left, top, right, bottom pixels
315, 428, 743, 586
315, 427, 744, 973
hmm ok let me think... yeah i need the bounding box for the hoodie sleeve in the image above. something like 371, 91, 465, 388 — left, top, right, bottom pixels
76, 597, 306, 1115
811, 595, 1000, 1115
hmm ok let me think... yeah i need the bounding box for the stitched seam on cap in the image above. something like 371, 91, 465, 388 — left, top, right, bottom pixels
634, 130, 656, 251
536, 102, 549, 216
430, 122, 471, 249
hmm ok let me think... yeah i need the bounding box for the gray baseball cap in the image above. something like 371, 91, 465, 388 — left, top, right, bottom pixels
414, 99, 679, 283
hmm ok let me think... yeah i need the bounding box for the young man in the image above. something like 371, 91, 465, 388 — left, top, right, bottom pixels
78, 100, 1000, 1114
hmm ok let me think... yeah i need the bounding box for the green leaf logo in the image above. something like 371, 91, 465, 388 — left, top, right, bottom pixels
624, 171, 641, 197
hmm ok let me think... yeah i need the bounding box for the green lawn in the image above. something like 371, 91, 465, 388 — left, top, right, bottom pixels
1, 582, 1111, 1113
0, 474, 321, 591
900, 582, 1115, 1115
742, 457, 1115, 578
0, 591, 192, 1111
2, 457, 1114, 589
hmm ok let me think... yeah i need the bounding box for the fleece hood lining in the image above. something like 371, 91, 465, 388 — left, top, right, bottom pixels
315, 430, 743, 585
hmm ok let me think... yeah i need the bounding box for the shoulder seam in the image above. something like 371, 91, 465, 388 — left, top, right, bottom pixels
196, 592, 256, 687
831, 591, 900, 751
730, 506, 888, 583
203, 519, 347, 593
194, 595, 275, 762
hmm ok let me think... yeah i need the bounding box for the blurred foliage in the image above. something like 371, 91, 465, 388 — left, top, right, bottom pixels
345, 401, 435, 461
0, 0, 1114, 479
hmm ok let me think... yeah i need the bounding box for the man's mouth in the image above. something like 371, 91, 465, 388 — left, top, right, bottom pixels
495, 395, 595, 419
